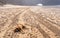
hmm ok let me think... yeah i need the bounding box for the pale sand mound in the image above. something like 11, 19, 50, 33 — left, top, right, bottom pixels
0, 6, 60, 38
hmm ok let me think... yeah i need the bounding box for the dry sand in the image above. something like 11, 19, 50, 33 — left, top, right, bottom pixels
0, 6, 60, 38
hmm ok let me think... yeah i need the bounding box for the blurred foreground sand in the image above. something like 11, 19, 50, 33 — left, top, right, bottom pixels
0, 5, 60, 38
